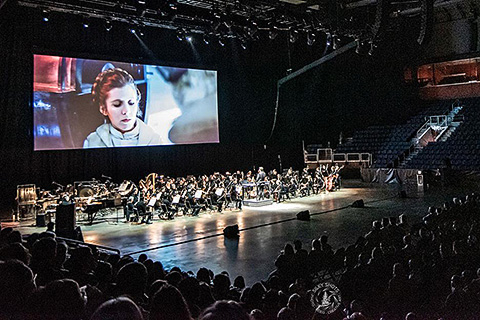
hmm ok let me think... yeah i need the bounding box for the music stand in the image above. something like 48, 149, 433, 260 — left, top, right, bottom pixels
113, 193, 122, 224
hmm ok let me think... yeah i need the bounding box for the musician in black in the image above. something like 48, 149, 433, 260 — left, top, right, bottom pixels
232, 177, 243, 209
133, 190, 151, 224
123, 197, 132, 222
256, 167, 267, 200
299, 177, 309, 197
278, 175, 291, 202
314, 166, 324, 194
331, 163, 344, 190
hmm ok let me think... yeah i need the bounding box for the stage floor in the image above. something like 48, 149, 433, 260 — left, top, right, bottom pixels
6, 181, 469, 286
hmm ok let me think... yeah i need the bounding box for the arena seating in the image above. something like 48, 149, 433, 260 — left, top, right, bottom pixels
337, 98, 480, 170
404, 98, 480, 170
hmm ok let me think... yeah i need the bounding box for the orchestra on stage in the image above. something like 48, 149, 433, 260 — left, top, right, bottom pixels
15, 164, 344, 225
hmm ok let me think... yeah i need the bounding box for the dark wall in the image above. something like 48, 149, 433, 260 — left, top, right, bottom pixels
275, 49, 422, 149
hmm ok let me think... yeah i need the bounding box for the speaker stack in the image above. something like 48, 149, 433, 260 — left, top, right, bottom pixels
55, 203, 76, 239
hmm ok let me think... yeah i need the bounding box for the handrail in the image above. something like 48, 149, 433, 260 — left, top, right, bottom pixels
416, 115, 452, 143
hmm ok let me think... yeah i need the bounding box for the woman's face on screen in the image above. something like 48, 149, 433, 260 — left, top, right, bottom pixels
101, 84, 139, 133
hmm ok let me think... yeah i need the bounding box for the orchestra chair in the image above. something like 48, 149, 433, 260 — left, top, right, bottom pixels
160, 203, 177, 220
158, 204, 169, 220
184, 201, 193, 215
131, 207, 139, 222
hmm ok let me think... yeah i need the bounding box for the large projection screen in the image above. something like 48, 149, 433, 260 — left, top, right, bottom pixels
33, 54, 219, 150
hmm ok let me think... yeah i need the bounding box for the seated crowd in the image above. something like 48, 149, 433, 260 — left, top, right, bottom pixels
1, 192, 480, 320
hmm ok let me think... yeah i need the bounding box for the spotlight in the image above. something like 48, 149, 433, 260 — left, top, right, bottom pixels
268, 29, 278, 40
307, 32, 315, 46
333, 35, 341, 50
176, 28, 185, 41
248, 28, 259, 41
42, 9, 50, 22
186, 35, 193, 42
325, 33, 332, 48
223, 18, 233, 29
130, 28, 136, 34
168, 0, 178, 11
218, 36, 225, 47
82, 17, 90, 28
104, 20, 112, 32
355, 39, 369, 55
203, 33, 210, 45
136, 0, 147, 16
368, 41, 377, 56
289, 30, 299, 43
240, 38, 248, 50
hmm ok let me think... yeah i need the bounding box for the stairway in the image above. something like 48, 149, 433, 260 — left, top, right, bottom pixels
397, 103, 464, 168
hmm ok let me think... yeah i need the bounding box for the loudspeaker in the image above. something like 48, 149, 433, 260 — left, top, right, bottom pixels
399, 190, 408, 198
417, 0, 434, 45
36, 214, 46, 227
55, 203, 76, 238
223, 225, 239, 238
296, 210, 310, 221
351, 199, 365, 208
372, 0, 392, 39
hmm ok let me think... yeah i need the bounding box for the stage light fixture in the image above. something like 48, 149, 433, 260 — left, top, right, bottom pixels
307, 32, 316, 46
186, 34, 193, 42
136, 0, 147, 16
269, 29, 278, 40
240, 38, 248, 50
42, 9, 50, 22
168, 0, 178, 11
368, 42, 377, 56
203, 33, 210, 45
289, 30, 299, 43
325, 33, 332, 48
176, 28, 185, 41
332, 35, 341, 50
82, 17, 90, 28
218, 36, 226, 47
130, 27, 136, 34
355, 39, 369, 55
104, 20, 112, 32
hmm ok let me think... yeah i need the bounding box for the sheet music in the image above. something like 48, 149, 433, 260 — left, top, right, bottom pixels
118, 182, 127, 192
215, 188, 224, 196
172, 195, 181, 204
148, 197, 156, 207
195, 190, 203, 199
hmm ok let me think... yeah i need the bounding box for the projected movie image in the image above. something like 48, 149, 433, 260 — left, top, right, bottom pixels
33, 54, 219, 150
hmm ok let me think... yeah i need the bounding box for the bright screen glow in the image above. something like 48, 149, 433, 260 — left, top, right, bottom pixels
33, 54, 219, 150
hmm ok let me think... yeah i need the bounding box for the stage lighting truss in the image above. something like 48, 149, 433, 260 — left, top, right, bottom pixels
17, 0, 338, 40
17, 0, 437, 48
